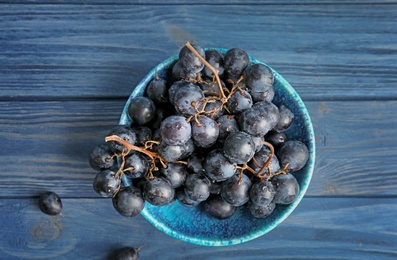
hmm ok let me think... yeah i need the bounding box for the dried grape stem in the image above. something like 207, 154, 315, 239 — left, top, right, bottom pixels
256, 141, 275, 177
185, 42, 226, 102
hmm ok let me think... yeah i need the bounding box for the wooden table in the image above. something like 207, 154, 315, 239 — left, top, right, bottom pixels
1, 1, 396, 259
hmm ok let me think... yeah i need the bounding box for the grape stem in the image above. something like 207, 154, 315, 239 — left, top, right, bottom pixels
185, 42, 227, 102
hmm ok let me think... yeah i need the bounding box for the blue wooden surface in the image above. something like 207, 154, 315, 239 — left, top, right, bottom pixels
0, 1, 396, 259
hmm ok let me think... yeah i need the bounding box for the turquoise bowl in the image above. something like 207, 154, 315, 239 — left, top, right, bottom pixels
118, 48, 315, 246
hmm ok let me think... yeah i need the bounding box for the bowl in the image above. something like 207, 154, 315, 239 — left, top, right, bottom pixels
118, 48, 315, 246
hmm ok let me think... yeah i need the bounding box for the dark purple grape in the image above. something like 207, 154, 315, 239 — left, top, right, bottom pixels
173, 83, 204, 117
203, 49, 224, 78
160, 163, 187, 188
38, 192, 62, 216
223, 131, 256, 164
145, 77, 168, 103
238, 101, 279, 137
247, 201, 276, 218
112, 186, 145, 217
172, 61, 197, 80
199, 79, 224, 97
191, 115, 219, 148
249, 180, 276, 207
144, 177, 175, 206
123, 152, 150, 179
204, 195, 236, 220
181, 138, 195, 159
157, 140, 186, 162
224, 48, 249, 82
160, 115, 191, 146
248, 145, 280, 174
273, 105, 294, 133
179, 43, 205, 74
209, 181, 222, 195
220, 174, 252, 207
107, 125, 137, 154
128, 97, 156, 125
204, 149, 236, 182
243, 63, 275, 102
216, 115, 239, 141
265, 131, 288, 148
277, 140, 309, 171
93, 169, 120, 197
271, 173, 299, 205
131, 126, 152, 146
203, 100, 224, 120
187, 153, 205, 174
252, 135, 264, 152
177, 189, 201, 207
115, 247, 140, 260
88, 143, 116, 171
184, 173, 211, 202
168, 80, 191, 105
226, 89, 253, 114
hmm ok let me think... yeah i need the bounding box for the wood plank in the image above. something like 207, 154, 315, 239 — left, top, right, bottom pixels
0, 100, 396, 198
0, 197, 395, 259
1, 4, 397, 100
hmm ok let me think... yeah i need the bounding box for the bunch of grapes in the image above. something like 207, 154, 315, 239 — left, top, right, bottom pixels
89, 42, 309, 220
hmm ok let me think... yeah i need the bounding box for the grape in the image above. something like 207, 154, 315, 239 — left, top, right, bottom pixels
199, 79, 224, 97
107, 125, 137, 154
191, 115, 219, 148
248, 145, 281, 174
271, 173, 299, 205
203, 99, 224, 120
209, 181, 222, 195
238, 101, 279, 137
88, 143, 116, 171
204, 195, 236, 220
93, 169, 120, 197
249, 179, 276, 207
277, 140, 309, 171
160, 163, 187, 188
243, 63, 275, 102
38, 192, 62, 216
123, 152, 150, 179
265, 131, 288, 148
247, 201, 276, 219
226, 89, 253, 114
128, 97, 156, 125
115, 247, 140, 260
144, 177, 175, 206
187, 152, 205, 174
203, 49, 224, 78
160, 115, 191, 146
216, 115, 239, 141
168, 80, 191, 105
223, 131, 256, 164
224, 48, 249, 82
112, 186, 145, 217
145, 77, 168, 103
204, 149, 236, 182
251, 135, 264, 152
172, 61, 197, 79
220, 174, 252, 207
179, 43, 205, 74
273, 105, 294, 133
173, 83, 204, 117
184, 173, 211, 202
131, 126, 152, 146
157, 140, 186, 162
177, 189, 201, 207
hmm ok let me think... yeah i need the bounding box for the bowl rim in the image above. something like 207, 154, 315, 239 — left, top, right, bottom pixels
118, 48, 316, 246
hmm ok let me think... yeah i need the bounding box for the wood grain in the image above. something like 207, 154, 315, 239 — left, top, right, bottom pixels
0, 100, 396, 198
0, 197, 395, 259
1, 4, 396, 100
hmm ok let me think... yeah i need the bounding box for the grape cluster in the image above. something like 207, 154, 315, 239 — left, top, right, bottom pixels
89, 42, 309, 220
